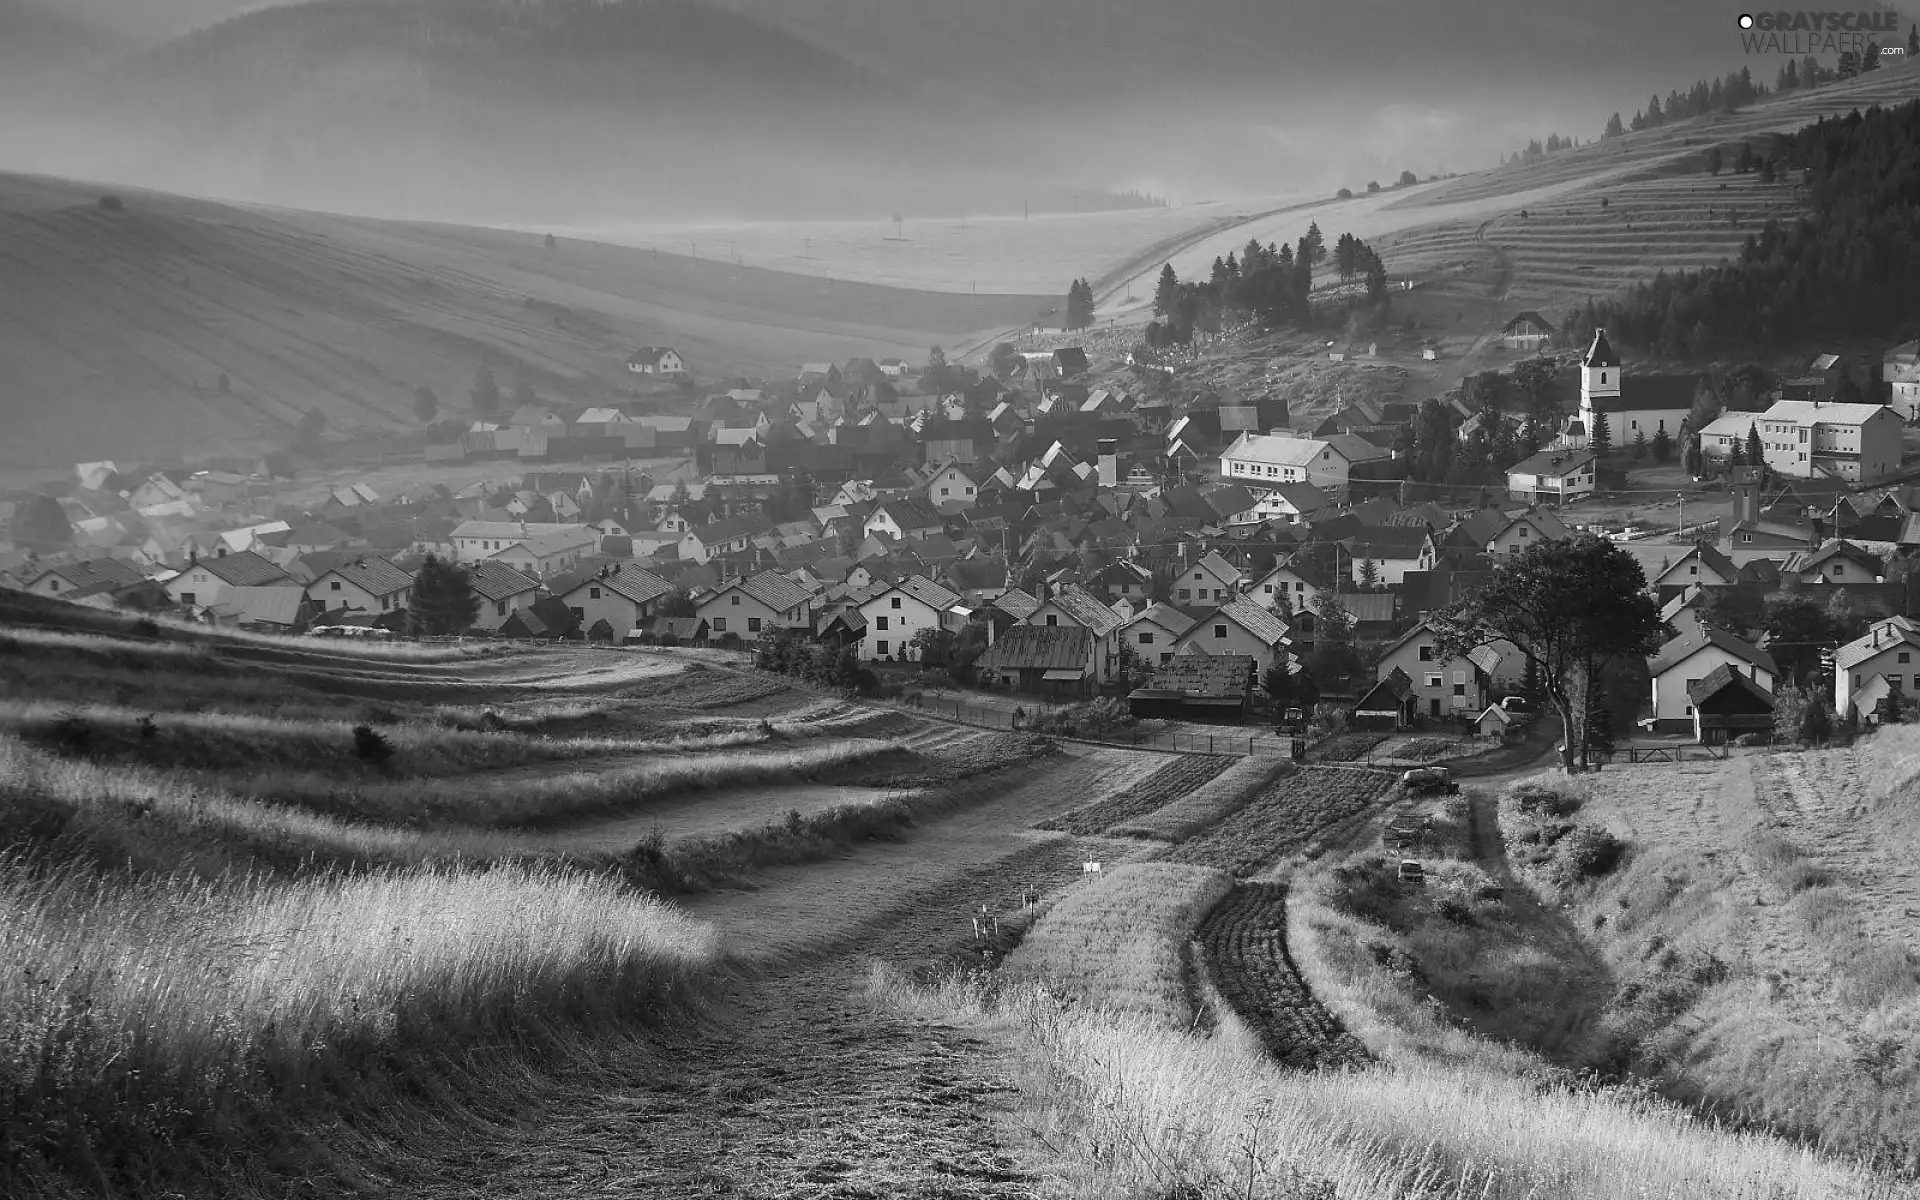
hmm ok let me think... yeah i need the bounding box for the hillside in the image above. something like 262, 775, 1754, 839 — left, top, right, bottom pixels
0, 0, 1031, 224
0, 0, 128, 93
0, 172, 1046, 468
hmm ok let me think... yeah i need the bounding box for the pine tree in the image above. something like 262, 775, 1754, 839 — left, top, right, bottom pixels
1910, 23, 1918, 54
410, 555, 480, 635
1359, 558, 1379, 590
16, 495, 70, 549
1153, 264, 1180, 317
1604, 112, 1624, 138
471, 366, 502, 416
1589, 409, 1612, 453
1632, 429, 1648, 459
512, 370, 537, 408
1729, 435, 1746, 467
1747, 423, 1764, 468
413, 384, 439, 424
1708, 146, 1723, 176
1305, 221, 1325, 264
1651, 427, 1673, 463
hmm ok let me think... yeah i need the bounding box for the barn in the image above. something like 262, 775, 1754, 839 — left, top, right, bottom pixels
1350, 668, 1416, 731
1127, 652, 1256, 723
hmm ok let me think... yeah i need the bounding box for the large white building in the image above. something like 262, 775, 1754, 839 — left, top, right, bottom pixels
1747, 399, 1904, 482
1884, 340, 1920, 422
1219, 432, 1388, 497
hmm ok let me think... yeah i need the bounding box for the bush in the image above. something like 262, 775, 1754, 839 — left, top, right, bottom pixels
98, 194, 123, 212
47, 713, 94, 756
131, 618, 160, 639
1555, 825, 1626, 881
1028, 697, 1135, 739
351, 724, 394, 764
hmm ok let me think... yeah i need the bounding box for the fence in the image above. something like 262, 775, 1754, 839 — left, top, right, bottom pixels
896, 694, 1302, 757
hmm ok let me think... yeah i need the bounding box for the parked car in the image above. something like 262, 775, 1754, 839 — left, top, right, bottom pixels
1500, 695, 1532, 713
1401, 766, 1459, 795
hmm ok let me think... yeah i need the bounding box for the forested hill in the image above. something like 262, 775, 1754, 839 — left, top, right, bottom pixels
1573, 99, 1920, 358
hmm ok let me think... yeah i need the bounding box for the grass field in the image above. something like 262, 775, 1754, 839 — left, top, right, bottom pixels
1163, 766, 1396, 875
1109, 756, 1290, 842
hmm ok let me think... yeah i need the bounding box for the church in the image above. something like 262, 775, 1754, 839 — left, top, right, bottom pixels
1574, 329, 1698, 447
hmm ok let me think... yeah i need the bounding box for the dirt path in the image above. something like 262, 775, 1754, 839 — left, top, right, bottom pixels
399, 745, 1162, 1199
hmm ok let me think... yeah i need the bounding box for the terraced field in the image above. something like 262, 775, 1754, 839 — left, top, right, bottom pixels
1167, 767, 1396, 877
1034, 754, 1234, 836
1199, 882, 1370, 1070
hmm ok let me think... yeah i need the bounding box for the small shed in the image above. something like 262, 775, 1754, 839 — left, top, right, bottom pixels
1688, 664, 1774, 745
1472, 703, 1521, 740
1127, 653, 1257, 723
977, 624, 1095, 698
1350, 667, 1416, 731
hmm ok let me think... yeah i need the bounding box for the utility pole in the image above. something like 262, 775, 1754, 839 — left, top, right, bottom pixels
730, 241, 737, 263
803, 238, 813, 259
690, 241, 697, 258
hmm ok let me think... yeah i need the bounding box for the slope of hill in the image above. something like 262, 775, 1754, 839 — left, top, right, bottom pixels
0, 0, 128, 92
0, 172, 1045, 468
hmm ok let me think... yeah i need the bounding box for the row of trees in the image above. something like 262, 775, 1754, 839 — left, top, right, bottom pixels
1603, 67, 1768, 137
1580, 100, 1920, 356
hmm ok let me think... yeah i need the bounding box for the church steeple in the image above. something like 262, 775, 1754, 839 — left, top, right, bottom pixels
1583, 328, 1620, 369
1582, 328, 1620, 407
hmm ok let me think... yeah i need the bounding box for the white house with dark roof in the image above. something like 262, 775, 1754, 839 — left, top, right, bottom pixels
467, 560, 542, 631
1172, 550, 1243, 605
489, 527, 601, 578
1250, 556, 1331, 615
1835, 616, 1920, 718
1023, 583, 1126, 682
1374, 620, 1500, 719
1506, 449, 1597, 506
679, 517, 759, 563
1120, 602, 1200, 666
1748, 399, 1903, 483
307, 555, 414, 615
1484, 507, 1572, 560
1249, 481, 1332, 525
627, 347, 688, 378
695, 571, 816, 639
556, 564, 674, 640
163, 550, 297, 608
1344, 527, 1437, 586
1645, 626, 1777, 734
865, 498, 945, 542
857, 576, 962, 662
451, 520, 591, 564
923, 462, 980, 511
1169, 599, 1293, 675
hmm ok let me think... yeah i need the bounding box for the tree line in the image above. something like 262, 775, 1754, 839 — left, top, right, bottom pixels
1603, 67, 1767, 137
1143, 222, 1389, 346
1575, 100, 1920, 357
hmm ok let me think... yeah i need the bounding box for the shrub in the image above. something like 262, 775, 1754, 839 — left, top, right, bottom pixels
1028, 697, 1136, 739
351, 724, 394, 764
47, 713, 94, 756
1555, 824, 1625, 881
98, 193, 123, 212
131, 618, 160, 639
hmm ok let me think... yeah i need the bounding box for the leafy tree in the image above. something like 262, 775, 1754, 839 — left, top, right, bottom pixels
1588, 409, 1611, 454
1366, 180, 1381, 194
471, 366, 502, 416
1687, 376, 1723, 433
658, 586, 698, 619
1761, 597, 1841, 686
15, 494, 71, 549
1336, 187, 1353, 199
1397, 170, 1418, 187
990, 342, 1020, 377
1586, 694, 1616, 757
1651, 426, 1673, 462
1799, 685, 1834, 746
1262, 662, 1296, 715
410, 555, 480, 634
297, 407, 327, 448
1432, 535, 1663, 774
545, 232, 557, 249
413, 384, 439, 424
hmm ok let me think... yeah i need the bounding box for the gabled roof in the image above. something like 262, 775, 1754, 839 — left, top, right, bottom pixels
1835, 621, 1920, 670
692, 516, 760, 544
316, 555, 412, 597
1346, 526, 1433, 560
1207, 598, 1291, 648
564, 564, 672, 607
192, 550, 294, 588
1126, 602, 1199, 639
979, 623, 1094, 672
991, 588, 1042, 619
1647, 626, 1777, 679
1194, 549, 1243, 583
1357, 666, 1416, 705
1508, 449, 1597, 477
1659, 542, 1738, 582
1687, 662, 1775, 708
467, 559, 541, 601
870, 575, 962, 612
221, 586, 309, 627
872, 496, 944, 530
1490, 508, 1572, 542
736, 571, 812, 613
33, 557, 148, 590
1036, 583, 1123, 636
1583, 329, 1620, 369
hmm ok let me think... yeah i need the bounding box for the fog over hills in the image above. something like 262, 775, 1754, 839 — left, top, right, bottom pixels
0, 0, 1842, 222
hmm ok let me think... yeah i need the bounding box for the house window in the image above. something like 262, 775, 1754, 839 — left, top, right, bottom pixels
1160, 652, 1173, 664
1139, 632, 1153, 645
1855, 673, 1863, 688
180, 592, 196, 605
570, 607, 585, 621
940, 488, 949, 496
712, 617, 726, 632
590, 587, 601, 599
1214, 624, 1228, 639
876, 640, 888, 655
1454, 682, 1466, 696
891, 597, 902, 609
748, 617, 762, 633
1901, 652, 1911, 664
1418, 645, 1433, 661
1178, 588, 1191, 600
1046, 614, 1059, 626
875, 615, 888, 630
1425, 674, 1443, 688
496, 600, 507, 616
1193, 572, 1204, 581
331, 581, 343, 591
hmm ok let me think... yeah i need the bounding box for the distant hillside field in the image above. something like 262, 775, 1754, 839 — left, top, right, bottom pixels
0, 174, 1046, 467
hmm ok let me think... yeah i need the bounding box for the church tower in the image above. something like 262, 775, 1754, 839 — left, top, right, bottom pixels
1579, 328, 1622, 443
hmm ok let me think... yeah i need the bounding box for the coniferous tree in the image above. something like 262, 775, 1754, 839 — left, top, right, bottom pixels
1589, 409, 1611, 454
1632, 429, 1648, 459
1305, 221, 1325, 264
1910, 23, 1919, 54
410, 555, 480, 635
1746, 423, 1764, 468
15, 495, 71, 549
413, 384, 439, 424
1651, 427, 1673, 463
1604, 112, 1624, 138
1153, 264, 1180, 317
472, 366, 502, 416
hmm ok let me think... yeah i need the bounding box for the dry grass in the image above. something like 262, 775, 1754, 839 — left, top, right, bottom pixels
0, 854, 717, 1190
875, 968, 1893, 1200
1110, 757, 1291, 842
999, 862, 1231, 1029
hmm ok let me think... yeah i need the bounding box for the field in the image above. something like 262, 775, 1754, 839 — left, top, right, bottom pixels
1196, 881, 1370, 1069
1108, 755, 1289, 841
1164, 766, 1396, 875
1033, 753, 1233, 836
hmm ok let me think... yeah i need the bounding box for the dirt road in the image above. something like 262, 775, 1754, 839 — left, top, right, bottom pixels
399, 745, 1160, 1199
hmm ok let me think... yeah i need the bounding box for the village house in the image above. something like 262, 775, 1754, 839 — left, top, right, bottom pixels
1484, 507, 1572, 560
1168, 599, 1293, 675
1778, 540, 1883, 586
489, 526, 601, 578
1120, 603, 1200, 667
1650, 543, 1739, 600
922, 462, 980, 512
216, 587, 317, 634
1577, 329, 1695, 446
857, 576, 962, 662
556, 564, 674, 640
1686, 665, 1777, 745
1885, 340, 1920, 422
306, 555, 413, 616
1505, 449, 1597, 506
1835, 616, 1920, 719
163, 550, 297, 609
1499, 311, 1556, 352
22, 557, 149, 601
1350, 668, 1418, 730
1126, 652, 1258, 722
1023, 584, 1125, 683
1249, 481, 1332, 525
1089, 560, 1154, 605
864, 498, 945, 542
467, 559, 542, 631
627, 346, 689, 379
1172, 550, 1243, 605
450, 520, 591, 563
696, 571, 815, 639
1645, 626, 1777, 735
1250, 555, 1331, 615
1344, 527, 1437, 587
1374, 621, 1499, 720
679, 517, 759, 564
